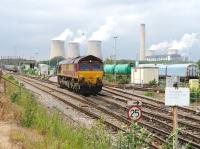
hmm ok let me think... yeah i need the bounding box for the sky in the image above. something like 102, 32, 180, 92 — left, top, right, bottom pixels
0, 0, 200, 61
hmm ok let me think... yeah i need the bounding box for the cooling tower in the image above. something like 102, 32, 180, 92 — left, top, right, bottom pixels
50, 40, 65, 59
145, 50, 155, 57
87, 40, 102, 59
139, 24, 145, 61
66, 42, 80, 58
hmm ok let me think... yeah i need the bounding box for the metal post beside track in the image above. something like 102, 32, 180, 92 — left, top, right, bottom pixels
172, 106, 178, 149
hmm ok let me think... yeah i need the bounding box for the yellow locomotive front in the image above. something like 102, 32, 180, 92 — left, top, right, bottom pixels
57, 55, 104, 94
77, 61, 104, 93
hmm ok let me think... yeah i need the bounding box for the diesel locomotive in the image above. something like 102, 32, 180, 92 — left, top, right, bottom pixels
57, 55, 104, 94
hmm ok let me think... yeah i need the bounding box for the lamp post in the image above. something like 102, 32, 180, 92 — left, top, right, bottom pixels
35, 52, 39, 67
113, 36, 118, 83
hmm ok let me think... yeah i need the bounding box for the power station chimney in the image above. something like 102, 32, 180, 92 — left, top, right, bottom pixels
139, 24, 145, 61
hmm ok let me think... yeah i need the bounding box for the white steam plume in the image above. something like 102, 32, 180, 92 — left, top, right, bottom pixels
149, 33, 199, 51
72, 30, 87, 43
53, 28, 74, 41
89, 17, 117, 41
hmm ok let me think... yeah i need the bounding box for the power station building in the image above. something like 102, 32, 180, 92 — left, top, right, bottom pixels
145, 48, 188, 62
145, 53, 183, 62
138, 24, 188, 62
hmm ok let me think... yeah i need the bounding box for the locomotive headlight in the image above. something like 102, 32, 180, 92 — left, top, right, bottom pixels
79, 77, 85, 82
97, 77, 102, 82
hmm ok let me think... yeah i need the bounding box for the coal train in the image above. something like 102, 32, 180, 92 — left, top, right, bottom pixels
57, 55, 104, 94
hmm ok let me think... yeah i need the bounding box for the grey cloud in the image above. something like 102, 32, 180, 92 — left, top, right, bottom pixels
0, 0, 200, 60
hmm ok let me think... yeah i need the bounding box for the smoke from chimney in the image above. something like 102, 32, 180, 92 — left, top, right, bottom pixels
148, 33, 199, 51
52, 28, 74, 41
89, 17, 117, 41
73, 32, 87, 43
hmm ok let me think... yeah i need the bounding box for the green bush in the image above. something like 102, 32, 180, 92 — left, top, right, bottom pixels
190, 89, 200, 103
21, 95, 38, 128
118, 78, 129, 84
116, 123, 152, 149
5, 74, 19, 84
10, 91, 21, 103
148, 79, 157, 86
144, 91, 155, 97
8, 75, 15, 80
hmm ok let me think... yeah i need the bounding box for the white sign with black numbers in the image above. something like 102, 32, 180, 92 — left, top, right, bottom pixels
165, 87, 190, 106
127, 105, 142, 121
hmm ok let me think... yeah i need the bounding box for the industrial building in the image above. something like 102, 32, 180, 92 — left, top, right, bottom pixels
145, 53, 183, 61
145, 48, 188, 62
131, 67, 159, 84
138, 24, 188, 62
0, 56, 36, 68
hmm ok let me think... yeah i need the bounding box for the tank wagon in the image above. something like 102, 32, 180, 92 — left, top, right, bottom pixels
57, 55, 104, 94
104, 64, 116, 74
157, 63, 199, 79
104, 63, 133, 75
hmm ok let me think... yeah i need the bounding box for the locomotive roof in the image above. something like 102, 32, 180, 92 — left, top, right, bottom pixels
58, 55, 102, 65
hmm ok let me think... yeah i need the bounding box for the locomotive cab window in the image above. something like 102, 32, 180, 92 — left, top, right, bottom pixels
92, 63, 102, 70
80, 63, 89, 70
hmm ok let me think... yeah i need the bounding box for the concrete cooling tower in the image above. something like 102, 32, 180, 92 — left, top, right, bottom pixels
50, 40, 65, 59
87, 40, 102, 60
66, 42, 80, 58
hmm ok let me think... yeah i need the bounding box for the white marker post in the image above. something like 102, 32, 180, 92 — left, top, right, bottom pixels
165, 87, 190, 149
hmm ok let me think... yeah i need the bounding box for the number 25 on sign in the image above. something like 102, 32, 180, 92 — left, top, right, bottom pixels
128, 105, 142, 121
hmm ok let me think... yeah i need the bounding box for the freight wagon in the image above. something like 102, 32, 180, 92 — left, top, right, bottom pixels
3, 65, 18, 72
104, 63, 133, 75
157, 63, 199, 80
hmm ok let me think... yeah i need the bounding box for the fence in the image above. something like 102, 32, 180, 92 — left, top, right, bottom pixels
0, 75, 22, 97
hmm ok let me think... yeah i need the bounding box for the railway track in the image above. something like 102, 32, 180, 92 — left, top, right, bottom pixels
102, 86, 200, 124
15, 75, 200, 148
104, 87, 200, 143
15, 75, 160, 148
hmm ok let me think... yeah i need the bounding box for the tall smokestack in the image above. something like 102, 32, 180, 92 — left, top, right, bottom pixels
139, 24, 145, 61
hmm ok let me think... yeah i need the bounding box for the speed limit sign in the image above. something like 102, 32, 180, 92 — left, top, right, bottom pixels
128, 105, 143, 121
